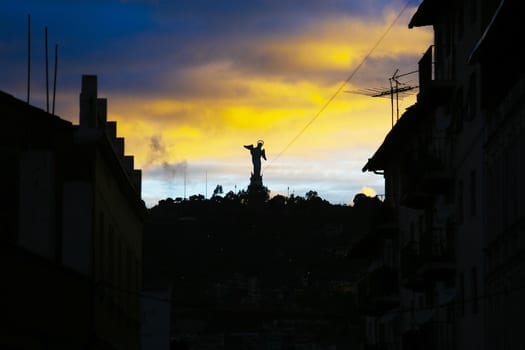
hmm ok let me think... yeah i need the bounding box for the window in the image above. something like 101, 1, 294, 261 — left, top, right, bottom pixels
458, 180, 464, 224
465, 72, 477, 121
135, 259, 140, 308
470, 170, 477, 216
444, 17, 452, 56
453, 88, 464, 133
471, 267, 478, 314
117, 236, 122, 305
459, 272, 465, 316
384, 239, 393, 268
109, 226, 115, 284
127, 247, 133, 308
470, 0, 478, 24
98, 212, 104, 280
108, 225, 115, 310
521, 134, 525, 218
457, 3, 464, 39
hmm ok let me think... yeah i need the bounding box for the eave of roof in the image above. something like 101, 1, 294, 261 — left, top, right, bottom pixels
362, 104, 421, 173
1, 90, 73, 128
468, 0, 506, 64
408, 0, 451, 29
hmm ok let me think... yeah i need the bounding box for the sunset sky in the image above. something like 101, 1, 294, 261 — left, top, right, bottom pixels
1, 0, 432, 207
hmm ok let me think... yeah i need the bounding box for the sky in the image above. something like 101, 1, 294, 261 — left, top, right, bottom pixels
1, 0, 432, 207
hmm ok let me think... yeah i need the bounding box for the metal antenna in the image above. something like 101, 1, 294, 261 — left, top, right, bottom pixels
346, 69, 418, 127
27, 15, 31, 103
45, 26, 49, 112
52, 44, 58, 115
184, 168, 187, 200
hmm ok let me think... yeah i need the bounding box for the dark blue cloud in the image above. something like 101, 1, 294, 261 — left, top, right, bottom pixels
3, 1, 155, 49
1, 0, 158, 94
152, 0, 396, 17
147, 0, 404, 37
1, 0, 417, 101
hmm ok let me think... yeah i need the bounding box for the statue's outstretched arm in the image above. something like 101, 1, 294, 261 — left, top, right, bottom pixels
244, 144, 253, 150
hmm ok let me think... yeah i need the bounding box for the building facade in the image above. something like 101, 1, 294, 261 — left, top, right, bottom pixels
469, 0, 525, 348
1, 75, 145, 349
362, 0, 524, 349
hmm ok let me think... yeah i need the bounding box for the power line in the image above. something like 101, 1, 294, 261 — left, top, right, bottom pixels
264, 0, 412, 173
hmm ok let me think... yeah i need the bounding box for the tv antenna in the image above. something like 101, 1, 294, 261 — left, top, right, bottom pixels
347, 69, 418, 127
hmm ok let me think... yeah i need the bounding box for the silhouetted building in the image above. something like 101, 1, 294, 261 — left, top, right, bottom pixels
469, 0, 525, 348
362, 0, 525, 349
0, 75, 145, 349
346, 195, 400, 349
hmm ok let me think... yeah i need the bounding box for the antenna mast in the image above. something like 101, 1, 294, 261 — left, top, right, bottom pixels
27, 15, 31, 103
45, 26, 49, 113
52, 44, 58, 115
346, 69, 418, 127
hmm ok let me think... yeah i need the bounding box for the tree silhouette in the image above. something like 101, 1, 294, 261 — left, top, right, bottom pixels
212, 185, 223, 197
305, 190, 319, 200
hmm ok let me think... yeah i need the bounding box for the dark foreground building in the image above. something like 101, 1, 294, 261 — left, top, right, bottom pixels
1, 75, 146, 349
363, 0, 525, 349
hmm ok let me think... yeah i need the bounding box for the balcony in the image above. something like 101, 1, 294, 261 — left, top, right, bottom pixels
400, 241, 424, 291
416, 228, 455, 283
400, 227, 454, 291
400, 137, 453, 209
401, 190, 432, 210
419, 137, 454, 194
417, 45, 456, 107
358, 264, 399, 314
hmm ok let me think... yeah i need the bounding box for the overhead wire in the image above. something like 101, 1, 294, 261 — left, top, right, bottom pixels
263, 0, 412, 174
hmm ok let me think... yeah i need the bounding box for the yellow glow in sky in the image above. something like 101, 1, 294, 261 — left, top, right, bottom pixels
100, 6, 433, 205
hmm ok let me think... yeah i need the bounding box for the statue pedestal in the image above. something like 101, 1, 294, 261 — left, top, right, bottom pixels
247, 174, 268, 204
249, 174, 263, 188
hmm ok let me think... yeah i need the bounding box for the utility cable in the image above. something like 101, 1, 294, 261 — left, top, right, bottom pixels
263, 0, 411, 174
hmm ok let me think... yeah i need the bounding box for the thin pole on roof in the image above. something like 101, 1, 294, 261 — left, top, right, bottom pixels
52, 44, 58, 115
27, 15, 31, 103
388, 79, 394, 127
45, 26, 49, 113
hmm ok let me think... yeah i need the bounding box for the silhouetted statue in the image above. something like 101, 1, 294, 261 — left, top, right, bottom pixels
244, 140, 266, 178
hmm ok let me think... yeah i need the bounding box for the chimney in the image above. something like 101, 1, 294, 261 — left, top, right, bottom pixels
97, 98, 107, 127
79, 75, 97, 128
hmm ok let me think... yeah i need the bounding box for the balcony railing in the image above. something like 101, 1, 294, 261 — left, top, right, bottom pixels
419, 137, 454, 194
400, 241, 424, 291
418, 45, 434, 95
358, 265, 399, 313
419, 227, 454, 260
417, 227, 455, 281
400, 137, 454, 209
426, 136, 452, 171
418, 45, 456, 104
400, 227, 455, 290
